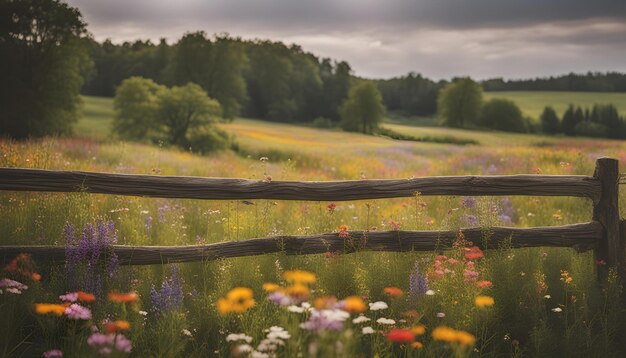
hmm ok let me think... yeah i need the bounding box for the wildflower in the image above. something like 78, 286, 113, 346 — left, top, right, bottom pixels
409, 262, 429, 298
352, 315, 371, 324
288, 305, 305, 313
462, 197, 476, 209
475, 295, 495, 309
411, 342, 424, 349
341, 296, 367, 313
384, 287, 404, 298
150, 266, 184, 315
226, 333, 253, 343
327, 203, 337, 213
512, 339, 520, 346
338, 225, 349, 238
314, 296, 338, 309
544, 295, 551, 299
262, 283, 280, 293
464, 246, 484, 260
596, 260, 606, 265
376, 317, 396, 325
425, 290, 435, 296
464, 270, 479, 281
217, 287, 256, 315
411, 325, 426, 335
234, 344, 253, 354
475, 280, 493, 289
387, 329, 415, 344
283, 270, 316, 285
64, 304, 92, 320
0, 278, 28, 294
551, 307, 562, 312
284, 283, 310, 301
108, 291, 139, 303
368, 301, 388, 311
138, 310, 148, 316
300, 309, 349, 331
267, 291, 292, 306
267, 326, 291, 340
42, 349, 63, 357
78, 291, 96, 302
104, 320, 130, 334
432, 326, 476, 347
436, 312, 446, 318
362, 326, 375, 334
35, 303, 68, 316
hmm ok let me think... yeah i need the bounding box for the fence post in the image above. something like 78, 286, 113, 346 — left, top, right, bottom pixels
592, 157, 621, 281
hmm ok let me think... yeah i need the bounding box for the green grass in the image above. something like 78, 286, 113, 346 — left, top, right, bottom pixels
484, 91, 626, 119
74, 95, 115, 139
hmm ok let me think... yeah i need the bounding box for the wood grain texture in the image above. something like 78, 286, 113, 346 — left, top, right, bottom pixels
0, 168, 601, 202
592, 158, 621, 278
0, 222, 602, 265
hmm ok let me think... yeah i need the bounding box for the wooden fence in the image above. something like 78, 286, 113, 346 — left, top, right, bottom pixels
0, 157, 622, 279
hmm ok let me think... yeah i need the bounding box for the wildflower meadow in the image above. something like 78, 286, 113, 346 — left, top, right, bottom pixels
1, 121, 626, 357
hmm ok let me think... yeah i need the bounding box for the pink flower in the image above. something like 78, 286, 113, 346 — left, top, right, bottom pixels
59, 292, 78, 302
64, 304, 92, 320
43, 349, 63, 358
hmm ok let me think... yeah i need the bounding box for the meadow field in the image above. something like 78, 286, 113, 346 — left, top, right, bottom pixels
483, 91, 626, 119
1, 96, 626, 357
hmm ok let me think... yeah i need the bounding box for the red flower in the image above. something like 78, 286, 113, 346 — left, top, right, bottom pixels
387, 329, 415, 344
464, 246, 484, 260
384, 287, 404, 298
327, 203, 337, 213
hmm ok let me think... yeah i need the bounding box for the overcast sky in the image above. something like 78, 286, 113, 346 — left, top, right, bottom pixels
66, 0, 626, 80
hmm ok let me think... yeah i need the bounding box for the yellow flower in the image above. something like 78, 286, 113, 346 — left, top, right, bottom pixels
343, 296, 367, 313
283, 270, 316, 284
217, 287, 256, 315
284, 283, 310, 299
475, 295, 495, 309
262, 282, 280, 293
35, 303, 67, 315
432, 326, 476, 347
411, 325, 426, 336
432, 326, 458, 343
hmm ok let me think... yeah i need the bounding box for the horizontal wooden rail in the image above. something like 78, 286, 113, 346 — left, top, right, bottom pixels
0, 168, 601, 202
0, 222, 602, 265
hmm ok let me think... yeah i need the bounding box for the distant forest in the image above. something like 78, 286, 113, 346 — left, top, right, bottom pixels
81, 35, 626, 122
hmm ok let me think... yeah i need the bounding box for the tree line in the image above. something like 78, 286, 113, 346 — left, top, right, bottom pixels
540, 104, 626, 139
482, 72, 626, 92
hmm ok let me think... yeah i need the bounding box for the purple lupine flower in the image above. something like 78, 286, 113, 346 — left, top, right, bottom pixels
150, 266, 184, 315
64, 304, 92, 320
106, 252, 119, 278
409, 261, 428, 299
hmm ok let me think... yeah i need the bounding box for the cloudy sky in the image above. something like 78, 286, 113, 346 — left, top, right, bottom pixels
66, 0, 626, 80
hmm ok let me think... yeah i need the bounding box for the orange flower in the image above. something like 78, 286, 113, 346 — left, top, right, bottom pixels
464, 246, 484, 260
105, 320, 131, 333
342, 296, 367, 313
283, 270, 316, 285
314, 296, 338, 310
411, 341, 424, 349
475, 280, 493, 289
387, 329, 415, 344
216, 287, 256, 315
411, 325, 426, 335
108, 291, 139, 303
77, 291, 96, 303
262, 283, 280, 293
35, 303, 68, 315
384, 287, 404, 298
31, 273, 41, 281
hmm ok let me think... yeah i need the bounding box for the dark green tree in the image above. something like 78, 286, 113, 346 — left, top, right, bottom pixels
540, 106, 560, 134
437, 78, 483, 128
0, 0, 91, 138
339, 81, 386, 134
561, 105, 580, 136
165, 32, 248, 119
479, 98, 528, 133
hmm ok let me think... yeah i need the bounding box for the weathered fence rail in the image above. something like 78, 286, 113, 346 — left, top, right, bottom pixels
0, 158, 622, 279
